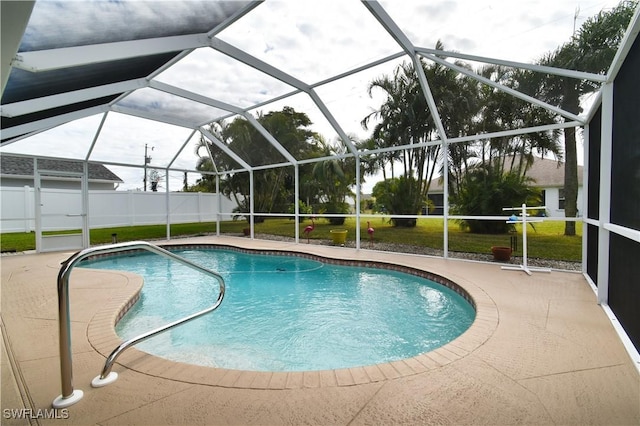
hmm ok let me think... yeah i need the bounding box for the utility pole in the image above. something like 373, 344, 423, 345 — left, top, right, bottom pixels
143, 143, 153, 191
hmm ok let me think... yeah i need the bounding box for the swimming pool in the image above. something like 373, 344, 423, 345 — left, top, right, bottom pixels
81, 246, 475, 372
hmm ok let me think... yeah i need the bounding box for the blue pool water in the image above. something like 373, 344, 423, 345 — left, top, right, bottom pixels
81, 248, 475, 371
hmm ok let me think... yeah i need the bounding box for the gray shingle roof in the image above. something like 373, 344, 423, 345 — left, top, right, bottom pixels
428, 157, 583, 192
0, 155, 122, 182
524, 157, 584, 187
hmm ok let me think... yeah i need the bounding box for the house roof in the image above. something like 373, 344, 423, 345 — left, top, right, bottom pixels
428, 157, 584, 193
0, 154, 123, 182
525, 157, 584, 187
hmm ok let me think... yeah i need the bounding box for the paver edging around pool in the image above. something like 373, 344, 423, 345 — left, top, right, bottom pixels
85, 242, 499, 390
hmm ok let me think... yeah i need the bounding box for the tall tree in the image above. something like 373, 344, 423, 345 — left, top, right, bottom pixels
194, 107, 323, 219
472, 65, 562, 177
361, 41, 479, 224
536, 0, 636, 235
312, 137, 357, 224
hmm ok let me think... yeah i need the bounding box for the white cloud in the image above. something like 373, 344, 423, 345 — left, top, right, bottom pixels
4, 0, 621, 193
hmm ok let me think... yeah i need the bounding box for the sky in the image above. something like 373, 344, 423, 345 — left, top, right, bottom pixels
1, 0, 623, 193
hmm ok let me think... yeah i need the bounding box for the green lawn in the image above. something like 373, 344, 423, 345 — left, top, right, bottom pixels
1, 217, 582, 261
219, 217, 582, 261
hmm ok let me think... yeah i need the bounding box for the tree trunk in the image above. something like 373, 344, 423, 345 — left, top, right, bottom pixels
563, 125, 578, 235
561, 84, 580, 236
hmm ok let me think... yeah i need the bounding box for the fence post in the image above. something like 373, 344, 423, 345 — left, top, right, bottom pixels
128, 191, 135, 226
24, 185, 31, 232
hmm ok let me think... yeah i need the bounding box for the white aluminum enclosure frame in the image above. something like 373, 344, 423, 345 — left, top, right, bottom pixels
34, 161, 89, 253
2, 0, 639, 369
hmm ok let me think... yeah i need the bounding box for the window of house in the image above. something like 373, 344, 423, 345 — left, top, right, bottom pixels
558, 188, 565, 210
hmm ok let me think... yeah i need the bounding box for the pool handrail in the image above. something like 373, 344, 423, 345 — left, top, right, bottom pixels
52, 241, 225, 409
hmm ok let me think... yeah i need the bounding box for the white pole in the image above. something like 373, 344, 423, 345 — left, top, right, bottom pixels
521, 203, 528, 271
355, 156, 361, 250
82, 161, 89, 248
294, 164, 300, 243
502, 204, 550, 275
24, 185, 31, 232
34, 158, 42, 252
581, 124, 590, 274
597, 82, 614, 305
165, 170, 170, 241
216, 174, 221, 236
249, 170, 254, 238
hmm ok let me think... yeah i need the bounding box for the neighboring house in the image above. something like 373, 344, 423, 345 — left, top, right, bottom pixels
425, 157, 584, 218
0, 155, 122, 190
523, 157, 584, 217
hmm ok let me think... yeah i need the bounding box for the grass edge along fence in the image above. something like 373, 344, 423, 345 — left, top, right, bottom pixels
0, 217, 582, 262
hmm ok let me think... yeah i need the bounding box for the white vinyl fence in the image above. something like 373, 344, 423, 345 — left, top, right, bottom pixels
1, 186, 238, 233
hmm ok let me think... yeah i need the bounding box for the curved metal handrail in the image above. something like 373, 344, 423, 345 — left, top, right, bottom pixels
53, 241, 225, 409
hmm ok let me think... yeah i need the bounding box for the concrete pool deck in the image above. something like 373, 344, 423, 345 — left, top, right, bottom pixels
2, 235, 638, 425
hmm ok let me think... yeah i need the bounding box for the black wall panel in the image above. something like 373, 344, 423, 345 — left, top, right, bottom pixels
608, 30, 640, 354
586, 103, 601, 287
587, 105, 601, 220
611, 35, 640, 231
608, 233, 640, 352
586, 224, 598, 286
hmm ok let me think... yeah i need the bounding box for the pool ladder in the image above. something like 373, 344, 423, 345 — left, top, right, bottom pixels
52, 241, 225, 409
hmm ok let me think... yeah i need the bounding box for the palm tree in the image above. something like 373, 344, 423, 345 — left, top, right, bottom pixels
474, 65, 563, 175
362, 42, 478, 224
312, 137, 356, 224
535, 1, 636, 235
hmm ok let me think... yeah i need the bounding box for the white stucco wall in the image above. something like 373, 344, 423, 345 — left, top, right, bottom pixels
542, 186, 584, 217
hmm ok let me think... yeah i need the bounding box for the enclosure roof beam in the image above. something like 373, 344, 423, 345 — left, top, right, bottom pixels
297, 152, 355, 166
358, 120, 583, 157
308, 89, 358, 154
209, 36, 359, 156
251, 161, 298, 172
448, 120, 583, 144
167, 130, 198, 170
0, 78, 149, 117
110, 105, 200, 129
211, 86, 303, 125
12, 34, 210, 73
363, 1, 448, 142
149, 80, 244, 115
411, 53, 449, 141
209, 37, 310, 92
206, 1, 264, 38
311, 51, 406, 88
414, 46, 607, 82
606, 4, 640, 82
1, 1, 34, 93
211, 52, 408, 125
199, 127, 252, 171
85, 111, 109, 162
200, 130, 220, 174
0, 104, 110, 142
423, 52, 585, 124
362, 1, 415, 55
243, 113, 298, 165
